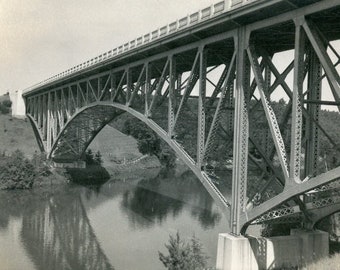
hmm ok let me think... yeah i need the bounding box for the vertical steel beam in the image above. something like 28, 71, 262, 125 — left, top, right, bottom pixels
86, 81, 89, 104
110, 72, 116, 101
168, 55, 176, 137
37, 95, 41, 128
126, 68, 132, 105
264, 60, 272, 157
98, 77, 101, 99
68, 86, 72, 116
145, 63, 151, 116
56, 90, 63, 131
42, 94, 47, 140
290, 18, 306, 184
46, 92, 52, 153
53, 91, 58, 140
305, 49, 321, 177
231, 27, 249, 235
197, 47, 207, 167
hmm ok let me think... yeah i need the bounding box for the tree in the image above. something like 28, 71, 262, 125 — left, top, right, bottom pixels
94, 151, 103, 165
159, 232, 208, 270
0, 150, 36, 189
159, 146, 176, 168
85, 149, 95, 165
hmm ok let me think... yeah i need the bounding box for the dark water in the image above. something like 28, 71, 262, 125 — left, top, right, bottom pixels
0, 170, 232, 270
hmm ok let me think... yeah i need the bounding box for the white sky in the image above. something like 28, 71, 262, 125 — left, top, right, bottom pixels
0, 0, 339, 112
0, 0, 219, 95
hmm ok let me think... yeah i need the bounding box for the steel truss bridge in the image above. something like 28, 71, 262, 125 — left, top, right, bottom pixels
23, 0, 340, 235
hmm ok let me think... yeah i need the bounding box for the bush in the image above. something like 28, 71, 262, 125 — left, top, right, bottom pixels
0, 150, 36, 189
2, 100, 12, 108
159, 232, 208, 270
0, 103, 10, 114
159, 147, 176, 169
31, 152, 52, 177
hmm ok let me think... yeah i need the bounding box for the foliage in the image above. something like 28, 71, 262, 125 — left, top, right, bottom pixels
31, 151, 52, 177
0, 150, 36, 189
94, 151, 103, 165
85, 149, 95, 165
85, 149, 103, 166
158, 146, 177, 169
158, 232, 208, 270
122, 118, 177, 168
2, 100, 12, 108
123, 119, 161, 155
0, 100, 12, 114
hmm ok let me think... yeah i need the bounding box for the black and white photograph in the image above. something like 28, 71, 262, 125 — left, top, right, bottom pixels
0, 0, 340, 269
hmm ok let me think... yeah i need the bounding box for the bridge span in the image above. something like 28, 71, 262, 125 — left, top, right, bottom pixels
23, 0, 340, 268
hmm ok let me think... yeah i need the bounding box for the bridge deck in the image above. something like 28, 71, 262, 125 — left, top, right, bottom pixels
23, 0, 340, 97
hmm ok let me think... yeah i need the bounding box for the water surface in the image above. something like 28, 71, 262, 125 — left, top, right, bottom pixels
0, 171, 232, 270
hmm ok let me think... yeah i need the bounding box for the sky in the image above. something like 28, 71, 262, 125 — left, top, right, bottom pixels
0, 0, 219, 95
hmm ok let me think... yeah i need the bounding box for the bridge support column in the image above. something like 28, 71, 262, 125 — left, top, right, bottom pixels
216, 233, 258, 270
216, 230, 328, 270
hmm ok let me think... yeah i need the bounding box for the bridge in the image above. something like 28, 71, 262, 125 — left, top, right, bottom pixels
22, 0, 340, 268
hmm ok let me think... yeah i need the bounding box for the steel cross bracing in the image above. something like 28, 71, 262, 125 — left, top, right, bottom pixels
23, 0, 340, 235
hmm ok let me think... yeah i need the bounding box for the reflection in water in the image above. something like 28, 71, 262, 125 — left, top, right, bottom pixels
120, 171, 223, 229
0, 170, 231, 270
0, 188, 114, 270
121, 179, 183, 228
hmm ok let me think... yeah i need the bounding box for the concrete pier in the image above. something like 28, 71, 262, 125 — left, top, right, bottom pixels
216, 230, 329, 270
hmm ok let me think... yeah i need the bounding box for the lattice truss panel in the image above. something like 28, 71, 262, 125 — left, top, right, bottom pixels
21, 193, 114, 269
240, 12, 340, 232
24, 2, 340, 235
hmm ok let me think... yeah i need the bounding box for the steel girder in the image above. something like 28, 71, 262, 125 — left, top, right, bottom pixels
24, 1, 340, 235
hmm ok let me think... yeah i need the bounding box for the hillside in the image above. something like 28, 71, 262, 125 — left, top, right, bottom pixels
88, 124, 143, 164
0, 114, 38, 158
0, 113, 142, 162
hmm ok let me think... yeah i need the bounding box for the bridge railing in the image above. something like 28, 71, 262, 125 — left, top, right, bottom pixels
23, 0, 255, 94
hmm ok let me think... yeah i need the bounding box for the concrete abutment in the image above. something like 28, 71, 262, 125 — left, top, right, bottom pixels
216, 229, 329, 270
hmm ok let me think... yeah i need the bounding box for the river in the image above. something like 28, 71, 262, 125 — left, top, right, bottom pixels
0, 169, 234, 270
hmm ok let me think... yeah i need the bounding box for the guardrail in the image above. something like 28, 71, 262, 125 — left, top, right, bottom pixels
23, 0, 253, 94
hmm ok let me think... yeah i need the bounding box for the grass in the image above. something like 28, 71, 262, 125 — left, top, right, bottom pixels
274, 253, 340, 269
305, 253, 340, 270
0, 114, 38, 158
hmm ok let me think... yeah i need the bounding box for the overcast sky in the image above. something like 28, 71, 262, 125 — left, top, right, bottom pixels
0, 0, 220, 95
